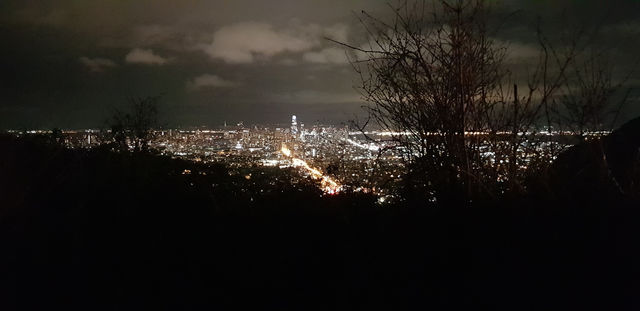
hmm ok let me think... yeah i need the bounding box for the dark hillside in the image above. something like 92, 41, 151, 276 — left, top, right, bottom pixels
1, 135, 640, 310
543, 117, 640, 201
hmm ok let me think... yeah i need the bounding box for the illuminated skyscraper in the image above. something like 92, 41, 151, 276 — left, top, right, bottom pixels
291, 115, 298, 136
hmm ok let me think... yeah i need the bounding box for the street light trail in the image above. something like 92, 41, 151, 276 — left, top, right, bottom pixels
281, 144, 341, 195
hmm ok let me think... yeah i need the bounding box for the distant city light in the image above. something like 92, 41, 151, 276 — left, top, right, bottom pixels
10, 114, 601, 200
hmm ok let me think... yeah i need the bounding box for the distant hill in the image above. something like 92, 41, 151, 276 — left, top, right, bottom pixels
545, 117, 640, 200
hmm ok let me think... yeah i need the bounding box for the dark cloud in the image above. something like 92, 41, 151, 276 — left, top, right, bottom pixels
0, 0, 639, 129
200, 22, 319, 64
79, 57, 117, 72
187, 74, 239, 91
303, 47, 349, 64
125, 48, 169, 65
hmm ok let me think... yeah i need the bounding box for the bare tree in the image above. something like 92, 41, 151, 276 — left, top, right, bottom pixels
333, 0, 621, 203
553, 50, 633, 137
332, 0, 511, 203
106, 96, 159, 153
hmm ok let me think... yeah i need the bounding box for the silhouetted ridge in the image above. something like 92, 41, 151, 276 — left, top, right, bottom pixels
548, 117, 640, 199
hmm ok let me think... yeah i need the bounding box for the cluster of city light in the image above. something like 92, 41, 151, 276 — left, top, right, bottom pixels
281, 145, 292, 157
20, 114, 596, 199
348, 130, 610, 137
343, 138, 380, 152
281, 144, 341, 195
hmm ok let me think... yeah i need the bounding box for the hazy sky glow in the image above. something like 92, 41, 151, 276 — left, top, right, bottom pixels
1, 0, 639, 129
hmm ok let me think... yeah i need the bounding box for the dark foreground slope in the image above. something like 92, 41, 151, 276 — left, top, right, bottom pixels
544, 117, 640, 201
1, 135, 640, 310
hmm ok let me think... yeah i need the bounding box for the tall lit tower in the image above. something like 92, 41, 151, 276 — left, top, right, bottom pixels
291, 115, 298, 137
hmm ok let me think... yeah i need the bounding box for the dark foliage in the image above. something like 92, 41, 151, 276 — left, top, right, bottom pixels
105, 96, 160, 153
537, 117, 640, 201
1, 134, 640, 310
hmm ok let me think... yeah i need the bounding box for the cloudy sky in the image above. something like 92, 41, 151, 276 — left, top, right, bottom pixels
1, 0, 639, 129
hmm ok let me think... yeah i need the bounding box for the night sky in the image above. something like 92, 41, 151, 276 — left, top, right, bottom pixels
1, 0, 639, 129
